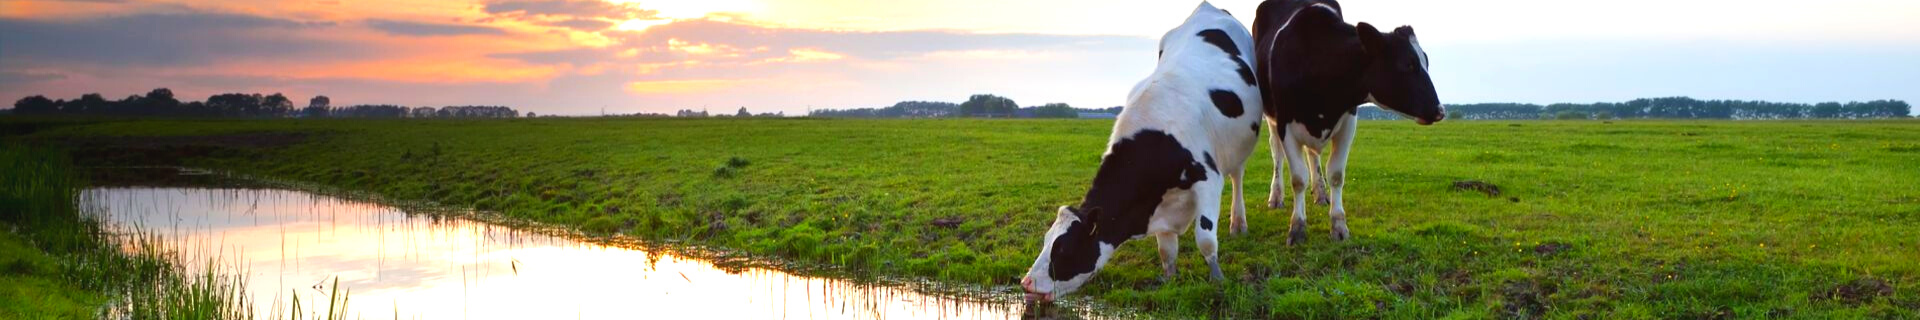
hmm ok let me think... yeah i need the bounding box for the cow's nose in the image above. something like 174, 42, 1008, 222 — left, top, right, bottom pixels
1021, 276, 1034, 292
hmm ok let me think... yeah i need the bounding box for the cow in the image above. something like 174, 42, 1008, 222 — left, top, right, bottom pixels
1248, 0, 1445, 245
1019, 1, 1262, 302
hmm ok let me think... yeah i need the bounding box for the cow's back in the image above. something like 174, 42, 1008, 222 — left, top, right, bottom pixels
1115, 1, 1262, 163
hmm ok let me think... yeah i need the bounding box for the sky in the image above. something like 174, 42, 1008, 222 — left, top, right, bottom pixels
2, 0, 1917, 115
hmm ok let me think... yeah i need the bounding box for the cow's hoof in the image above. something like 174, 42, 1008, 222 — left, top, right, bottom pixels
1208, 266, 1225, 281
1230, 223, 1248, 235
1266, 199, 1282, 209
1330, 216, 1350, 241
1286, 222, 1307, 246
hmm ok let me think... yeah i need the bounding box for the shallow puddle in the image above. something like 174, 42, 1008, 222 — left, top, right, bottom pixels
83, 184, 1095, 319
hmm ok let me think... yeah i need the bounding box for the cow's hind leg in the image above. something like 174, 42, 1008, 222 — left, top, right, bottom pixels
1154, 231, 1179, 283
1194, 179, 1225, 280
1311, 150, 1331, 205
1281, 133, 1315, 245
1325, 115, 1358, 241
1266, 120, 1287, 209
1227, 170, 1248, 235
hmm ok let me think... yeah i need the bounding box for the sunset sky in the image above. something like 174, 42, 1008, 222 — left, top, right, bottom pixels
3, 0, 1917, 115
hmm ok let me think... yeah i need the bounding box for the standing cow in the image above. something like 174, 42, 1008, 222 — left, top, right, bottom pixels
1020, 1, 1262, 301
1248, 0, 1445, 244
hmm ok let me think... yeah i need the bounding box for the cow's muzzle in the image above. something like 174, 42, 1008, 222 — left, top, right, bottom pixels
1021, 276, 1054, 301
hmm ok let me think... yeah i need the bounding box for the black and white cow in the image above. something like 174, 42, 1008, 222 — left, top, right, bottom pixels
1020, 1, 1262, 301
1248, 0, 1444, 244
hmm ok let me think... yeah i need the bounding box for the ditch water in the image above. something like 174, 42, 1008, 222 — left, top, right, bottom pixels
84, 171, 1103, 319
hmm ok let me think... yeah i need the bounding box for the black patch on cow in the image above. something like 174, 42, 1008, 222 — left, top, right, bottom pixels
1199, 216, 1214, 231
1209, 89, 1244, 117
1047, 218, 1101, 280
1197, 29, 1239, 59
1196, 29, 1258, 86
1067, 130, 1208, 255
1252, 121, 1262, 133
1202, 152, 1218, 174
1254, 0, 1372, 141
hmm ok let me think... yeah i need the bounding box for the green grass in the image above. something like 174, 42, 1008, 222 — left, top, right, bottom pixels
11, 117, 1920, 318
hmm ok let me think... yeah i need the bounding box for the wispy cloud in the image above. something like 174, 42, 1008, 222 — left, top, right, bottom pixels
365, 19, 506, 37
0, 12, 343, 66
484, 0, 658, 20
539, 18, 613, 31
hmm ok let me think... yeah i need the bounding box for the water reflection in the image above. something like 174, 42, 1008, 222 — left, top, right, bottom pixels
83, 187, 1095, 319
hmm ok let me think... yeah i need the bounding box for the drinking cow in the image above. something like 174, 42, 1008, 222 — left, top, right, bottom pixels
1020, 1, 1262, 301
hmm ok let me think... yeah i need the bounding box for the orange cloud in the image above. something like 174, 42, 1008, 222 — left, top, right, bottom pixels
624, 79, 751, 94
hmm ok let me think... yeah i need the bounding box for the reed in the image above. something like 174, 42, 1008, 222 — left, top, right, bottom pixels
2, 145, 347, 319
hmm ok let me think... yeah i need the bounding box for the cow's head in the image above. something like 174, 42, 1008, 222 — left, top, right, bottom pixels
1021, 206, 1112, 301
1356, 23, 1444, 125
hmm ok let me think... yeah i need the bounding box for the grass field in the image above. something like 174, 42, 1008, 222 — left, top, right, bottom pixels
10, 118, 1919, 319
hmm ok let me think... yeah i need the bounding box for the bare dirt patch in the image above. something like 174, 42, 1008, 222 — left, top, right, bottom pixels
1452, 180, 1503, 197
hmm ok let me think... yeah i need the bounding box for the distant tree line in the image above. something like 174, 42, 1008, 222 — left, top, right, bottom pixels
1359, 97, 1911, 120
808, 94, 1111, 119
10, 88, 520, 119
670, 107, 785, 118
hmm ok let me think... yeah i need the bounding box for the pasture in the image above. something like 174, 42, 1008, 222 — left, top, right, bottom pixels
11, 118, 1919, 319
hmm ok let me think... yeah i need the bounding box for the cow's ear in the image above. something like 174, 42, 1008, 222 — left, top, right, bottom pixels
1394, 25, 1416, 37
1356, 22, 1386, 54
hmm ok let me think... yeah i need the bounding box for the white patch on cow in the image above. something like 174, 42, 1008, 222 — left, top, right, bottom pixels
1410, 34, 1429, 71
1286, 121, 1329, 150
1026, 0, 1263, 301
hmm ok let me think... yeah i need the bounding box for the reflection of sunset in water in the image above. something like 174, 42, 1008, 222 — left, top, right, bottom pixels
83, 187, 1041, 319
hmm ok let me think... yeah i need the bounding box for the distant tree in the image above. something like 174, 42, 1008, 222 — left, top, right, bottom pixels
810, 101, 960, 118
737, 107, 751, 117
309, 95, 330, 109
12, 95, 56, 115
262, 93, 294, 117
302, 95, 333, 118
1812, 102, 1843, 118
138, 88, 180, 115
65, 93, 108, 114
1028, 103, 1078, 118
960, 94, 1018, 117
527, 112, 537, 118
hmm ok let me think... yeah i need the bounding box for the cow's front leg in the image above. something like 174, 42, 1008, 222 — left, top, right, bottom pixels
1265, 120, 1287, 209
1193, 179, 1226, 280
1325, 115, 1358, 241
1281, 133, 1315, 246
1154, 231, 1179, 283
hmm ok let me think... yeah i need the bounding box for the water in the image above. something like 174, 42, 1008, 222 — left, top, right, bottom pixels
83, 184, 1090, 319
